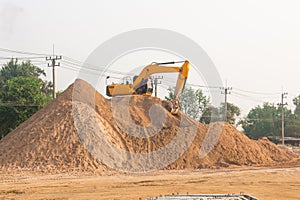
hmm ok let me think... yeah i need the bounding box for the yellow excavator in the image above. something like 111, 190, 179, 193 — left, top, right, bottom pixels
106, 60, 190, 114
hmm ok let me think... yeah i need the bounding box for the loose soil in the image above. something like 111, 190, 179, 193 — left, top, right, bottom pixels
0, 79, 299, 173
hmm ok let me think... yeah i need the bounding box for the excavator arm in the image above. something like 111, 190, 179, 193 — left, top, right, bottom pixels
106, 61, 190, 114
132, 60, 190, 114
170, 61, 189, 114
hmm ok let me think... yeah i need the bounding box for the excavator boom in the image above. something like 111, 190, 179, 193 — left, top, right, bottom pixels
106, 61, 190, 114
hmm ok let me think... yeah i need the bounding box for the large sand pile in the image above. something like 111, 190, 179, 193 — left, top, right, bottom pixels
0, 79, 298, 173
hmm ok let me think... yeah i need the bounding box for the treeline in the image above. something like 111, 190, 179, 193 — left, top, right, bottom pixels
239, 101, 300, 139
166, 87, 300, 139
0, 59, 52, 139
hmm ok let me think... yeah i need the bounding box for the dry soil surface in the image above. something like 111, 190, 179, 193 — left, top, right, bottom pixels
0, 167, 299, 200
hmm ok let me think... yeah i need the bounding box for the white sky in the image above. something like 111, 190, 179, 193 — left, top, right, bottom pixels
1, 0, 300, 118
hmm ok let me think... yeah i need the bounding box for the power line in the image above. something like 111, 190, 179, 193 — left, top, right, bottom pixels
0, 50, 132, 77
0, 47, 299, 108
46, 45, 62, 99
277, 92, 288, 145
0, 47, 297, 105
60, 62, 125, 83
0, 47, 295, 94
231, 91, 268, 103
162, 77, 220, 89
58, 63, 80, 72
221, 86, 232, 122
0, 51, 283, 96
234, 87, 281, 96
0, 56, 46, 60
153, 76, 163, 97
61, 61, 116, 77
187, 83, 221, 89
0, 47, 51, 56
63, 57, 135, 76
29, 61, 48, 65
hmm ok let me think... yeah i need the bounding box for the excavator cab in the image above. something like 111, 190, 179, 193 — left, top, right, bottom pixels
106, 76, 153, 97
133, 76, 153, 95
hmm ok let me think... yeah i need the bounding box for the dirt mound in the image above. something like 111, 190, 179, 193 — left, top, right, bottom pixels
0, 79, 298, 173
0, 81, 107, 173
170, 124, 298, 169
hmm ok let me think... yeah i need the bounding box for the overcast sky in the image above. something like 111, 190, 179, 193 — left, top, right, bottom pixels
1, 0, 300, 117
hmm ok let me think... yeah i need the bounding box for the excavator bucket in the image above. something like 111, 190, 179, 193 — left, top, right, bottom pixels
170, 108, 179, 115
170, 99, 179, 114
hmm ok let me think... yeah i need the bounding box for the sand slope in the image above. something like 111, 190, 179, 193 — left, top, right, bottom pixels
0, 79, 297, 172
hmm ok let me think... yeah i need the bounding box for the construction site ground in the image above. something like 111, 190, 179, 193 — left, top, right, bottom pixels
0, 166, 299, 200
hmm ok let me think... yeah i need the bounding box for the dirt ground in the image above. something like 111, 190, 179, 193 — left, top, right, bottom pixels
0, 167, 299, 200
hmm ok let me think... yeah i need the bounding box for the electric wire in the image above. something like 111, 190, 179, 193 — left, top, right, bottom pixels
0, 56, 46, 60
63, 57, 135, 76
1, 47, 300, 114
0, 47, 51, 56
234, 87, 281, 96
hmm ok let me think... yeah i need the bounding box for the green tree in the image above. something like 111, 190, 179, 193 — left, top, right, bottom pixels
286, 95, 300, 137
0, 59, 46, 81
200, 105, 219, 124
293, 95, 300, 117
200, 102, 240, 125
239, 103, 298, 139
222, 102, 241, 125
0, 59, 52, 139
165, 87, 210, 120
165, 87, 240, 125
239, 103, 279, 139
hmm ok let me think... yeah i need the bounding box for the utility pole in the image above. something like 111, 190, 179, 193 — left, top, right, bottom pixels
221, 86, 232, 122
278, 92, 288, 145
46, 45, 62, 99
153, 76, 163, 97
